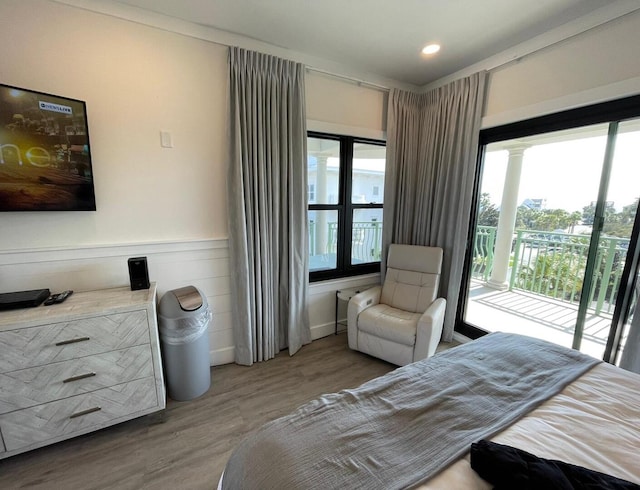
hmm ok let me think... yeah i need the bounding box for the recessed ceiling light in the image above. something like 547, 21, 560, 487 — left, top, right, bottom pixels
422, 44, 441, 55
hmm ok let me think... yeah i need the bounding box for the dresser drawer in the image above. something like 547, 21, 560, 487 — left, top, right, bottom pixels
0, 377, 158, 452
0, 344, 153, 414
0, 310, 150, 372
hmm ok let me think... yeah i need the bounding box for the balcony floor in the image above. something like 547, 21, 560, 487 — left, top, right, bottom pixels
466, 279, 615, 359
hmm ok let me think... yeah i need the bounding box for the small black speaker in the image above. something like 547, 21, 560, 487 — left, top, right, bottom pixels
128, 257, 150, 290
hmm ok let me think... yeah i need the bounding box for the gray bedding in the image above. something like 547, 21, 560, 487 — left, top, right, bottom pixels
221, 332, 601, 490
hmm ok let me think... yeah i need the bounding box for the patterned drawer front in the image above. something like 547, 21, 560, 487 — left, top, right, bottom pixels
0, 310, 149, 372
0, 377, 158, 452
0, 345, 153, 414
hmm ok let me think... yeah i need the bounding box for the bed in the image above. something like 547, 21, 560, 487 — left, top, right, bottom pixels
219, 332, 640, 489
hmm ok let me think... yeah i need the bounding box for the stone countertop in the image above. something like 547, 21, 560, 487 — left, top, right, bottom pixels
0, 283, 157, 331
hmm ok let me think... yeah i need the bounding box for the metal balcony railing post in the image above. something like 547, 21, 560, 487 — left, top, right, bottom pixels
509, 230, 523, 291
372, 220, 381, 260
309, 220, 316, 255
485, 228, 496, 281
595, 238, 618, 315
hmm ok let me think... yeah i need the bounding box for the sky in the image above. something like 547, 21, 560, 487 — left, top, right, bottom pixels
482, 124, 640, 213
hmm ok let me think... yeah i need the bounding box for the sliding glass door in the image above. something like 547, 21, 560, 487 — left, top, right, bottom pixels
458, 97, 640, 362
597, 120, 640, 361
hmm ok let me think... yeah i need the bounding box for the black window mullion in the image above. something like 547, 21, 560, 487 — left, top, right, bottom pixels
342, 137, 354, 269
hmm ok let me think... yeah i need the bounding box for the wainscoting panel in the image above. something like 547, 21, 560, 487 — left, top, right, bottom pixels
0, 240, 234, 366
0, 240, 381, 366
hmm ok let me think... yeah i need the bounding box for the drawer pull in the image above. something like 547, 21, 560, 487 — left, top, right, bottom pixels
69, 406, 102, 419
63, 372, 97, 383
55, 337, 90, 346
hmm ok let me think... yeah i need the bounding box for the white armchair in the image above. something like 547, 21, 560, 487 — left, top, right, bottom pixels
347, 244, 446, 366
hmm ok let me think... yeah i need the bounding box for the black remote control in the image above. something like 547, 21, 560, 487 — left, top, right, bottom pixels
44, 290, 74, 305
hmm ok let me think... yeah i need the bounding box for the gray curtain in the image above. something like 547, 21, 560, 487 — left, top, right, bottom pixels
382, 72, 486, 342
620, 311, 640, 374
227, 47, 311, 366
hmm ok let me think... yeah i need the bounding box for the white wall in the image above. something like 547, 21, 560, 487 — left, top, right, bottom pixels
483, 9, 640, 127
0, 0, 384, 365
306, 72, 387, 139
0, 0, 235, 364
0, 0, 228, 248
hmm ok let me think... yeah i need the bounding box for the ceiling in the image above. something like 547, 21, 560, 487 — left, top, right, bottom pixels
111, 0, 636, 87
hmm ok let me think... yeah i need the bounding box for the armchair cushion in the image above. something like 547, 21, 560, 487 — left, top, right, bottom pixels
381, 268, 440, 313
357, 304, 420, 346
381, 245, 442, 313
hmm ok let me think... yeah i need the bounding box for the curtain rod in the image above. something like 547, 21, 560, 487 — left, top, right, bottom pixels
305, 67, 391, 93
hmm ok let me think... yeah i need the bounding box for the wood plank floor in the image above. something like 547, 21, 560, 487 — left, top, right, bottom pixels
0, 333, 430, 489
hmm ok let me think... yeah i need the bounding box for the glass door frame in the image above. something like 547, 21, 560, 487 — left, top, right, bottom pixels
572, 122, 618, 351
456, 94, 640, 362
604, 195, 640, 363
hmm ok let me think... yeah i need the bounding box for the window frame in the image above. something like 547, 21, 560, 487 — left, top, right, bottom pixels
455, 94, 640, 360
308, 131, 385, 282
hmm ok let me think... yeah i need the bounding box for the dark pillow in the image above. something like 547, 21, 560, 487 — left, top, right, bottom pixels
470, 439, 640, 490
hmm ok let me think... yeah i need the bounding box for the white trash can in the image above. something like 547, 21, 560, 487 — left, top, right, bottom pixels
158, 286, 212, 401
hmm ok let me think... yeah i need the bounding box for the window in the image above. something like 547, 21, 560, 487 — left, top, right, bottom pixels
308, 184, 315, 203
307, 132, 386, 281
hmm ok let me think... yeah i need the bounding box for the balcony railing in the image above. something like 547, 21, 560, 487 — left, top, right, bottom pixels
308, 220, 382, 263
471, 225, 496, 281
472, 226, 629, 316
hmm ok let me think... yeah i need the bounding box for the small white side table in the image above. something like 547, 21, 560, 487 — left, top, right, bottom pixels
335, 286, 372, 334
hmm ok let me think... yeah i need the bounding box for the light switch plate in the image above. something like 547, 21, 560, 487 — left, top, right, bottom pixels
160, 131, 173, 148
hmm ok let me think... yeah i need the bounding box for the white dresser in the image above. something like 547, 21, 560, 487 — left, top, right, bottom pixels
0, 284, 166, 459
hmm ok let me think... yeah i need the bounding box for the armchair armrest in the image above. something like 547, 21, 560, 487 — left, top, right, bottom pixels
414, 297, 446, 362
347, 286, 381, 350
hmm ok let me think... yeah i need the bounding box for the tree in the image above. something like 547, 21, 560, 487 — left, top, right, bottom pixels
582, 198, 638, 238
516, 207, 538, 229
582, 201, 615, 225
568, 211, 582, 233
515, 251, 586, 302
516, 207, 580, 232
605, 198, 639, 238
477, 193, 499, 227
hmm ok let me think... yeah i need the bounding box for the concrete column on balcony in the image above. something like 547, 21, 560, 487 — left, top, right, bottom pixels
315, 156, 328, 254
486, 144, 529, 290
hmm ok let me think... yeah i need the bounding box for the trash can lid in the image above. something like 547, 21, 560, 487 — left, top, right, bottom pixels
172, 285, 203, 311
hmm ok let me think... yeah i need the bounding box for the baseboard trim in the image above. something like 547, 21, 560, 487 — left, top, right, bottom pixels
210, 346, 235, 366
210, 325, 343, 366
311, 322, 337, 340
